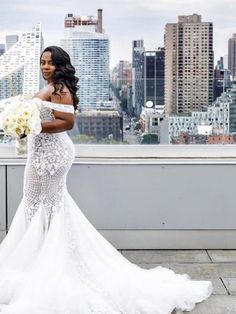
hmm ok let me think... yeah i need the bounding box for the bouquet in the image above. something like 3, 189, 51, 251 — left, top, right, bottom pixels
0, 99, 42, 155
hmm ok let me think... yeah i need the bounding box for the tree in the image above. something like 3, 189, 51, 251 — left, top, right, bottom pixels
134, 121, 141, 131
141, 134, 159, 144
70, 134, 96, 144
98, 138, 120, 144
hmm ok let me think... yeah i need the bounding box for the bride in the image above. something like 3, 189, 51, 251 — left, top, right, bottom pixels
0, 46, 213, 314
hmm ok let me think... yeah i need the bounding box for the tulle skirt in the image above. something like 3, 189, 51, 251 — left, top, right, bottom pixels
0, 190, 213, 314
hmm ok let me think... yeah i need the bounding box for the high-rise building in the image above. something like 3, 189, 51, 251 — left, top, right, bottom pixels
61, 9, 110, 109
0, 44, 5, 56
216, 57, 224, 70
214, 66, 231, 101
132, 40, 145, 116
143, 48, 165, 110
214, 68, 225, 101
117, 61, 132, 90
0, 24, 44, 100
165, 14, 214, 116
228, 34, 236, 79
223, 54, 228, 70
111, 61, 132, 114
111, 61, 132, 89
6, 34, 19, 50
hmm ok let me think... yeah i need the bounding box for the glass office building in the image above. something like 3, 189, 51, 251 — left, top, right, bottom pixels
61, 11, 110, 109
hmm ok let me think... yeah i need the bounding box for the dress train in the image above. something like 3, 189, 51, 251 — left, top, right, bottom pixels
0, 98, 213, 313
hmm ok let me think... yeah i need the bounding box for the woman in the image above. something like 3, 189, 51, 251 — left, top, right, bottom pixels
0, 46, 213, 313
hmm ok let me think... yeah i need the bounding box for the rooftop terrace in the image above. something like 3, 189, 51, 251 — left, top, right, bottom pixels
1, 144, 236, 313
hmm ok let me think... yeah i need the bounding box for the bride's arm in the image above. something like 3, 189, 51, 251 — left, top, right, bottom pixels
33, 85, 75, 133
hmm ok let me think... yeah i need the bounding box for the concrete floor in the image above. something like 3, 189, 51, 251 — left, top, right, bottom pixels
119, 249, 236, 314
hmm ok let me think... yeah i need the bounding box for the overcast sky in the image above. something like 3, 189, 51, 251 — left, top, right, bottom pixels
0, 0, 236, 67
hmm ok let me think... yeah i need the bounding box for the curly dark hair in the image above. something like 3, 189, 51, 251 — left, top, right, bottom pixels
40, 46, 79, 111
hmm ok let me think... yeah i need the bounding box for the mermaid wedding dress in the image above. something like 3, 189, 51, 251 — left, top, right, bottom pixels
0, 98, 213, 314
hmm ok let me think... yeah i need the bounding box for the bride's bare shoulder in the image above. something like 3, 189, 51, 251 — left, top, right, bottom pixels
33, 84, 72, 105
33, 85, 54, 101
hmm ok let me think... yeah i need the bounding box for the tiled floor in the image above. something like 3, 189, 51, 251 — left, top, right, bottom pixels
119, 249, 236, 314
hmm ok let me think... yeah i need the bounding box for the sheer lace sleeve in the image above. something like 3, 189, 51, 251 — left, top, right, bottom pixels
32, 97, 74, 113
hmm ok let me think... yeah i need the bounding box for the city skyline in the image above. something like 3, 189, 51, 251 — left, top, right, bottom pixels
0, 0, 236, 67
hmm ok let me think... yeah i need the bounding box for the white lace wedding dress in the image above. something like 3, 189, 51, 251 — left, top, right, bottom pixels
0, 98, 213, 314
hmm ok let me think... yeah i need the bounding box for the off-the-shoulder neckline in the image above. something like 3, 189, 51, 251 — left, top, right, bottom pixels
33, 97, 74, 108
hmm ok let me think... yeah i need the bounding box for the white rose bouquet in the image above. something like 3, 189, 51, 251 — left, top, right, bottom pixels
0, 99, 42, 155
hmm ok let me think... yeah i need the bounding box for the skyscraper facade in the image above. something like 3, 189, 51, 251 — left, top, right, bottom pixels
143, 48, 165, 109
165, 14, 214, 116
6, 35, 19, 50
61, 10, 110, 109
228, 33, 236, 79
214, 58, 231, 101
111, 61, 132, 90
0, 24, 44, 100
117, 60, 132, 90
132, 40, 145, 116
111, 60, 132, 114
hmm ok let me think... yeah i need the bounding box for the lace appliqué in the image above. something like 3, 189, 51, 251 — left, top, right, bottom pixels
24, 179, 65, 230
25, 202, 41, 224
42, 179, 65, 229
24, 99, 74, 229
30, 133, 70, 176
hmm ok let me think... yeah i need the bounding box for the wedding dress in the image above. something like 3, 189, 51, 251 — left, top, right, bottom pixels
0, 97, 213, 314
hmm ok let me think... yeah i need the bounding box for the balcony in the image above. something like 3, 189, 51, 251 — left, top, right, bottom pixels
1, 144, 236, 313
1, 143, 236, 248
